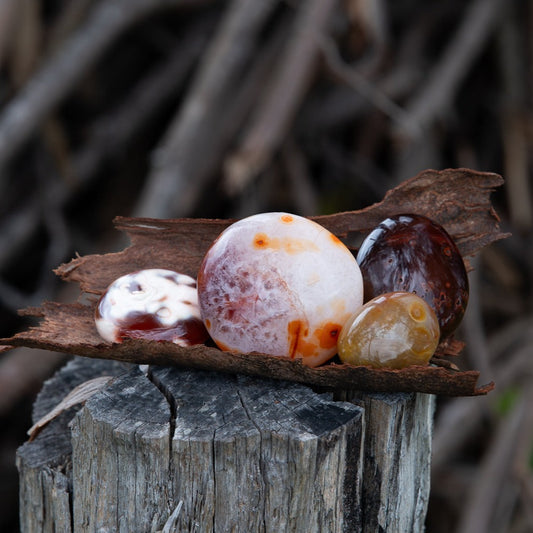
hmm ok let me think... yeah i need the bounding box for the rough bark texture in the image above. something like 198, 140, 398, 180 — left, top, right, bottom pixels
57, 168, 507, 293
17, 358, 435, 532
3, 169, 505, 397
6, 301, 492, 396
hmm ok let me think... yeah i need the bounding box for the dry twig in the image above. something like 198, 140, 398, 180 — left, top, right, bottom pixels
27, 374, 113, 440
281, 139, 319, 216
455, 390, 530, 533
395, 0, 507, 140
134, 0, 279, 218
319, 35, 415, 133
497, 5, 532, 232
462, 256, 493, 382
72, 23, 210, 186
223, 0, 339, 196
432, 319, 533, 470
0, 0, 205, 176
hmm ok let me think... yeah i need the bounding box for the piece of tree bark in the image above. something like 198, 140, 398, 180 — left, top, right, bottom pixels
6, 300, 492, 396
18, 357, 436, 532
59, 168, 508, 293
2, 168, 506, 396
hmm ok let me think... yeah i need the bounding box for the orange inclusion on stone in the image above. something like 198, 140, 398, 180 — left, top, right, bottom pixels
253, 233, 270, 248
253, 233, 319, 254
288, 320, 303, 358
214, 339, 233, 352
288, 320, 343, 359
314, 322, 341, 350
204, 318, 211, 329
287, 319, 316, 358
330, 233, 343, 245
283, 238, 310, 254
280, 214, 294, 223
296, 337, 319, 358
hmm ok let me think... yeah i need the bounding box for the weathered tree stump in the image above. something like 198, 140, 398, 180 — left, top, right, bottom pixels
18, 358, 434, 532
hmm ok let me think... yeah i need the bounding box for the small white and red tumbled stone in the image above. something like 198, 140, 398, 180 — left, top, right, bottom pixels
95, 268, 208, 346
